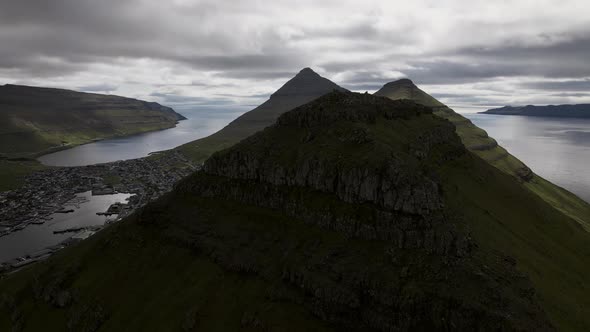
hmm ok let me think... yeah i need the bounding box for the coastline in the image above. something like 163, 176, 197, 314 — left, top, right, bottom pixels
478, 112, 590, 119
33, 118, 186, 163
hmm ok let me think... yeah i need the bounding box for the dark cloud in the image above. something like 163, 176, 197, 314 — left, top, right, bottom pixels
78, 83, 118, 93
400, 60, 515, 85
214, 93, 271, 99
149, 92, 236, 106
0, 0, 304, 80
1, 1, 589, 107
213, 70, 301, 80
520, 79, 590, 91
173, 55, 305, 73
551, 92, 590, 98
459, 36, 590, 64
448, 36, 590, 79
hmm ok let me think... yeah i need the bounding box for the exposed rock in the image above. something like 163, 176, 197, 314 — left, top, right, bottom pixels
164, 92, 554, 331
516, 166, 534, 182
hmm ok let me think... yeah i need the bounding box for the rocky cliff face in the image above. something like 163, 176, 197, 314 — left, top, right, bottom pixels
171, 92, 554, 331
204, 93, 459, 215
0, 90, 558, 331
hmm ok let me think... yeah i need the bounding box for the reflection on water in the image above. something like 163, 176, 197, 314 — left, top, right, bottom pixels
39, 107, 247, 166
465, 114, 590, 203
0, 191, 132, 264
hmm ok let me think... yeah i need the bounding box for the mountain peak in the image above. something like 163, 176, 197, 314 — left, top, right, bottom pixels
296, 67, 318, 76
271, 68, 347, 98
375, 78, 444, 108
384, 78, 414, 86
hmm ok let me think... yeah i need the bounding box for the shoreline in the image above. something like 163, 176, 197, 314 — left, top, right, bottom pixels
477, 112, 590, 120
34, 119, 186, 164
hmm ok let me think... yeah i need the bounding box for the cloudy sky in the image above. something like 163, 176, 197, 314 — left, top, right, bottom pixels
1, 0, 589, 113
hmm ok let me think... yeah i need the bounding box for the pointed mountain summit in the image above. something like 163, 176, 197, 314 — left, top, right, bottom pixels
271, 67, 345, 97
177, 68, 347, 162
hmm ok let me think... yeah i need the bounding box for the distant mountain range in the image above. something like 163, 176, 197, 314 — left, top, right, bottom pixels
481, 104, 590, 118
0, 84, 185, 157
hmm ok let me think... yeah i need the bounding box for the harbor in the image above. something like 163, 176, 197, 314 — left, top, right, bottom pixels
0, 191, 132, 272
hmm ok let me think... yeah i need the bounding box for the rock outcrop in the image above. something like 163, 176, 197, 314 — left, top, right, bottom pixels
171, 91, 554, 331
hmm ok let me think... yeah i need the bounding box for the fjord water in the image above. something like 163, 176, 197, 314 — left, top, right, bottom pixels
39, 107, 247, 166
0, 191, 132, 264
466, 114, 590, 203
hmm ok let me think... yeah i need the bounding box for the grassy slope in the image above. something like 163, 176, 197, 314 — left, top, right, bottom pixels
375, 81, 590, 231
0, 199, 337, 332
176, 68, 346, 164
442, 154, 590, 331
0, 159, 46, 192
434, 107, 590, 231
175, 96, 323, 164
204, 94, 590, 330
1, 85, 589, 331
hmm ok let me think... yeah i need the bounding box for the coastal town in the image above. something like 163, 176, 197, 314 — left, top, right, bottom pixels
0, 151, 199, 272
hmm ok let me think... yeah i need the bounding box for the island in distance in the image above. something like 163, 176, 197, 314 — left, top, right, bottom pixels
0, 84, 186, 158
481, 104, 590, 118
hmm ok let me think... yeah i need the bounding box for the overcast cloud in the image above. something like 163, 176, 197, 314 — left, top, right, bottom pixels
1, 0, 589, 112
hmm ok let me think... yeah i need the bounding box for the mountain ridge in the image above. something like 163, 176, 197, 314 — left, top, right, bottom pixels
374, 78, 590, 231
1, 91, 570, 331
481, 104, 590, 118
374, 78, 445, 108
177, 68, 347, 162
0, 84, 185, 157
1, 70, 590, 331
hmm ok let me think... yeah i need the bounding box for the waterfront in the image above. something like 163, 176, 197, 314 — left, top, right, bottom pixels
0, 150, 198, 270
39, 107, 247, 166
465, 113, 590, 203
0, 191, 131, 264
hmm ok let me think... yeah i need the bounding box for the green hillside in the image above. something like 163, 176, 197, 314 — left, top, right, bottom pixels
0, 84, 185, 158
3, 92, 590, 331
0, 84, 185, 190
375, 79, 590, 230
0, 158, 47, 191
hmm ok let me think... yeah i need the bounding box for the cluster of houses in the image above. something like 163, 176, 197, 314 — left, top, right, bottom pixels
0, 151, 199, 272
